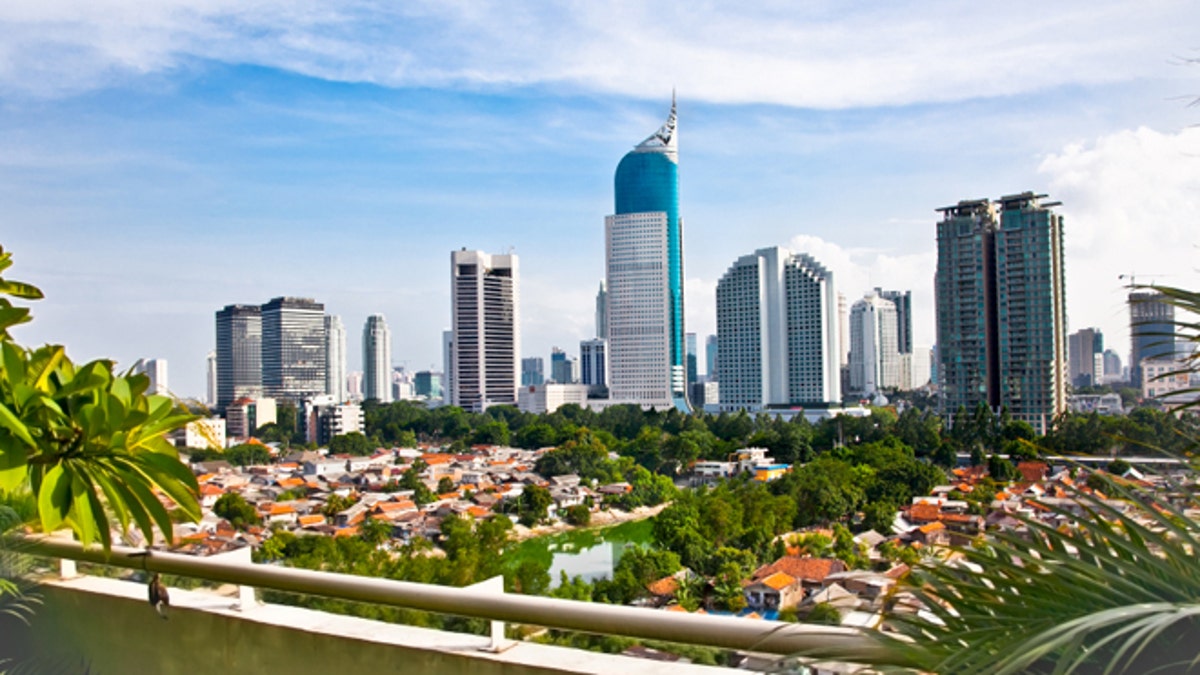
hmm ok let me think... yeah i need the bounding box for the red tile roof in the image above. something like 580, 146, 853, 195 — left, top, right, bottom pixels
752, 557, 845, 583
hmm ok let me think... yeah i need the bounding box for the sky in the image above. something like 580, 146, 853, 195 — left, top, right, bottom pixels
3, 0, 1199, 400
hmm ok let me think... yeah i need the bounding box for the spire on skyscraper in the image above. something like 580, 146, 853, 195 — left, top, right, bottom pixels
636, 95, 677, 153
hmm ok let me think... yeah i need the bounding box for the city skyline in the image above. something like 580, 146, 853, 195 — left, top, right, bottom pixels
4, 2, 1200, 399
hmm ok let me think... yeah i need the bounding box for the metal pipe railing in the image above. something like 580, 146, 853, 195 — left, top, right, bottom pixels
12, 535, 886, 660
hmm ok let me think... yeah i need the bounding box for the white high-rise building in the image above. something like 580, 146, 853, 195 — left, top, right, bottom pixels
324, 315, 347, 403
451, 249, 519, 412
715, 246, 841, 411
206, 350, 217, 406
133, 358, 169, 396
849, 294, 900, 396
442, 329, 455, 402
580, 338, 608, 395
362, 314, 393, 403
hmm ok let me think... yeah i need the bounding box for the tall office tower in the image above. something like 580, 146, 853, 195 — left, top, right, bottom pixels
206, 350, 217, 406
132, 358, 169, 396
451, 249, 519, 412
705, 334, 718, 381
215, 304, 262, 410
935, 193, 1067, 434
521, 357, 545, 386
715, 246, 841, 410
849, 294, 900, 396
261, 297, 327, 404
324, 315, 347, 403
875, 288, 913, 355
442, 330, 455, 403
837, 292, 850, 367
595, 281, 608, 339
580, 338, 608, 395
361, 314, 393, 403
686, 332, 698, 386
414, 371, 442, 400
550, 347, 577, 383
605, 96, 688, 411
1068, 328, 1104, 388
1129, 291, 1176, 387
1102, 349, 1123, 383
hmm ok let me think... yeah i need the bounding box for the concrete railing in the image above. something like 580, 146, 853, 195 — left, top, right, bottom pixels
13, 534, 884, 660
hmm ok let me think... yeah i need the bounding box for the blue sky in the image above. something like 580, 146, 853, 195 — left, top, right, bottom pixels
3, 1, 1200, 399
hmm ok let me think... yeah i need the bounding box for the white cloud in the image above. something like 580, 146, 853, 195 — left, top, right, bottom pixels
1, 1, 1194, 106
1039, 126, 1200, 361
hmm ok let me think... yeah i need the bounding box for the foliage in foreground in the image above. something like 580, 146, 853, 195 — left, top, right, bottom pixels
0, 246, 200, 549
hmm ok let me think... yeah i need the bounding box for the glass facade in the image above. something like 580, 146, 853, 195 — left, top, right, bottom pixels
610, 100, 688, 411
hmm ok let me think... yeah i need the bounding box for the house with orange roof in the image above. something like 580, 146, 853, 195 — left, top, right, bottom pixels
297, 514, 326, 528
198, 483, 225, 509
743, 571, 804, 611
912, 521, 948, 546
750, 557, 846, 590
1016, 461, 1050, 483
263, 502, 298, 526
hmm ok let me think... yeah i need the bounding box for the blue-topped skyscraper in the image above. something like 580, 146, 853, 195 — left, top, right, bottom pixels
605, 95, 689, 411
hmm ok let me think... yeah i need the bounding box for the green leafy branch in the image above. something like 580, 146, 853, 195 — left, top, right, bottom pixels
0, 245, 200, 551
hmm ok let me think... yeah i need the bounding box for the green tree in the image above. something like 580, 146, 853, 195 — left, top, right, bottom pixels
213, 492, 261, 530
562, 504, 591, 526
0, 247, 200, 550
804, 602, 842, 626
518, 484, 552, 526
437, 476, 456, 494
358, 516, 392, 546
328, 432, 373, 456
224, 442, 271, 466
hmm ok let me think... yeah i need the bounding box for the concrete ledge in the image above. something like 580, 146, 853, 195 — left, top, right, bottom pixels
3, 576, 736, 674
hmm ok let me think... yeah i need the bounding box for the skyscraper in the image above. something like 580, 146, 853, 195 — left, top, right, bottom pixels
875, 288, 913, 388
261, 297, 326, 404
550, 347, 577, 384
580, 338, 608, 395
215, 304, 262, 410
935, 192, 1067, 434
715, 246, 841, 411
1129, 291, 1176, 387
595, 281, 608, 339
132, 358, 169, 396
324, 315, 347, 403
1068, 327, 1104, 388
705, 334, 718, 382
849, 294, 900, 396
206, 350, 217, 406
362, 314, 393, 403
686, 332, 698, 387
451, 249, 519, 412
521, 357, 545, 386
606, 96, 687, 411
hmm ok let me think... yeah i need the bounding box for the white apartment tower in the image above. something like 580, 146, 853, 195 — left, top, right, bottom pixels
324, 315, 347, 403
132, 358, 169, 396
849, 294, 901, 396
451, 249, 519, 412
362, 314, 393, 403
715, 247, 841, 411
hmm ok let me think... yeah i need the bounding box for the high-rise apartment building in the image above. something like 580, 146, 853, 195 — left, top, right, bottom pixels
605, 96, 688, 411
874, 288, 913, 388
324, 315, 347, 403
451, 249, 519, 412
414, 371, 442, 400
521, 357, 545, 386
715, 246, 841, 411
849, 294, 900, 396
580, 338, 608, 395
1129, 291, 1176, 387
261, 297, 326, 404
442, 330, 455, 403
215, 304, 262, 410
935, 192, 1067, 434
1102, 349, 1124, 384
1068, 327, 1104, 388
362, 314, 393, 403
132, 358, 169, 396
